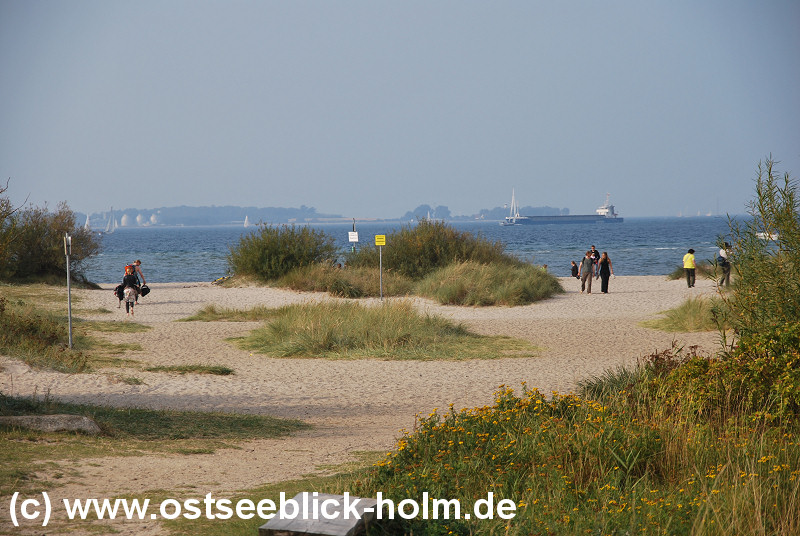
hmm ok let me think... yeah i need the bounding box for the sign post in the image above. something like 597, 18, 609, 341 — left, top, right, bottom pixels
349, 219, 358, 253
375, 234, 386, 301
64, 234, 73, 349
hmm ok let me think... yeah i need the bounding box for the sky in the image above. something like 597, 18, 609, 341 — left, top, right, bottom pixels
1, 1, 798, 219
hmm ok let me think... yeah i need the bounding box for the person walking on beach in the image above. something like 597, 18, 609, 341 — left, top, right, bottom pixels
132, 260, 146, 285
130, 260, 146, 303
590, 245, 601, 277
718, 242, 731, 287
683, 249, 696, 288
598, 251, 614, 293
579, 251, 594, 293
121, 265, 140, 316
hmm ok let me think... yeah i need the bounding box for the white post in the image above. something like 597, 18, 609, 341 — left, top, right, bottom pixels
64, 234, 73, 349
379, 245, 383, 301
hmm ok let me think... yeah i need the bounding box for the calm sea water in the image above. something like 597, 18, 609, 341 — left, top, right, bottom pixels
82, 217, 731, 284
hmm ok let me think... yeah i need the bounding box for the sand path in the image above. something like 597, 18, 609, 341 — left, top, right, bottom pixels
0, 276, 720, 534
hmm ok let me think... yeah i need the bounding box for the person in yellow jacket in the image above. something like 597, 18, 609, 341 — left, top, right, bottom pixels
683, 248, 696, 288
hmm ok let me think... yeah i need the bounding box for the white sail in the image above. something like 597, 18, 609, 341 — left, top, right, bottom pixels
104, 208, 116, 233
501, 189, 521, 226
84, 215, 91, 230
244, 215, 250, 227
105, 207, 114, 233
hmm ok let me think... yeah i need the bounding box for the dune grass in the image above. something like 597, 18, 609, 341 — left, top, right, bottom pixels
417, 261, 563, 306
226, 220, 564, 306
144, 364, 234, 375
268, 261, 563, 306
275, 263, 415, 298
179, 304, 279, 322
0, 285, 153, 372
78, 320, 152, 333
236, 300, 536, 360
640, 296, 726, 332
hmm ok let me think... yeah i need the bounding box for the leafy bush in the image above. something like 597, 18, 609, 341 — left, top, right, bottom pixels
721, 158, 800, 337
227, 223, 337, 281
346, 220, 518, 279
417, 261, 563, 305
0, 198, 99, 282
354, 381, 800, 535
650, 323, 800, 423
0, 180, 20, 264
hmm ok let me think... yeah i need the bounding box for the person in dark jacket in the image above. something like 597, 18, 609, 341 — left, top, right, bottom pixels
598, 252, 614, 293
121, 265, 140, 316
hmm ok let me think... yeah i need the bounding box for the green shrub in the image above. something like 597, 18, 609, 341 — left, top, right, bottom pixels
417, 261, 563, 305
346, 220, 518, 279
721, 158, 800, 338
653, 323, 800, 423
0, 200, 100, 282
227, 223, 337, 281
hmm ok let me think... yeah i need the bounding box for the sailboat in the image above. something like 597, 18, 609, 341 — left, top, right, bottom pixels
244, 215, 250, 228
84, 214, 91, 231
103, 208, 117, 234
500, 189, 521, 226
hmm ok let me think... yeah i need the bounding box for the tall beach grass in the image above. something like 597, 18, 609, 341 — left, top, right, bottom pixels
417, 261, 563, 306
236, 300, 536, 360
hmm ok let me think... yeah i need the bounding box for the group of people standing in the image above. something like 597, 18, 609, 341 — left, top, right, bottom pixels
571, 245, 614, 294
683, 243, 731, 288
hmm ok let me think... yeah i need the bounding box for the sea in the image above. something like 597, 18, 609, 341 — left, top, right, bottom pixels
81, 217, 732, 284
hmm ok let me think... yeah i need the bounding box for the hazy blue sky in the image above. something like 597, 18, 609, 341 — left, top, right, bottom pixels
2, 1, 798, 219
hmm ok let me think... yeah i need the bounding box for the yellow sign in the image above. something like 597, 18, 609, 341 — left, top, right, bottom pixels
375, 235, 386, 246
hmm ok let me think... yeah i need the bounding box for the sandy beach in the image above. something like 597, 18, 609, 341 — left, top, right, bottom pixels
1, 275, 721, 533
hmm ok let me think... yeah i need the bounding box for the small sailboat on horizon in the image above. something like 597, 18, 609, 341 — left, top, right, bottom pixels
500, 188, 521, 226
244, 215, 250, 228
103, 208, 117, 234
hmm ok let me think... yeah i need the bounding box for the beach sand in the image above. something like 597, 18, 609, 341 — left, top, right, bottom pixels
1, 275, 720, 533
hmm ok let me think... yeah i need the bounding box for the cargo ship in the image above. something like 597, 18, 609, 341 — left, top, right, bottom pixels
504, 193, 623, 225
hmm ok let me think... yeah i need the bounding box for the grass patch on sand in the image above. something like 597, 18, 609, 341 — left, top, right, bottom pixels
640, 296, 726, 332
236, 300, 536, 360
0, 393, 309, 496
179, 304, 278, 322
417, 261, 563, 306
0, 282, 75, 312
144, 365, 234, 376
0, 285, 148, 372
276, 263, 415, 298
78, 320, 152, 333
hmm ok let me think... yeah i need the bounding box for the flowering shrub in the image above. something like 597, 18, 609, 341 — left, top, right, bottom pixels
658, 323, 800, 423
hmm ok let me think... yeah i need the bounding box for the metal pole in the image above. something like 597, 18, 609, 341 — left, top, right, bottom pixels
64, 234, 73, 349
379, 245, 383, 302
